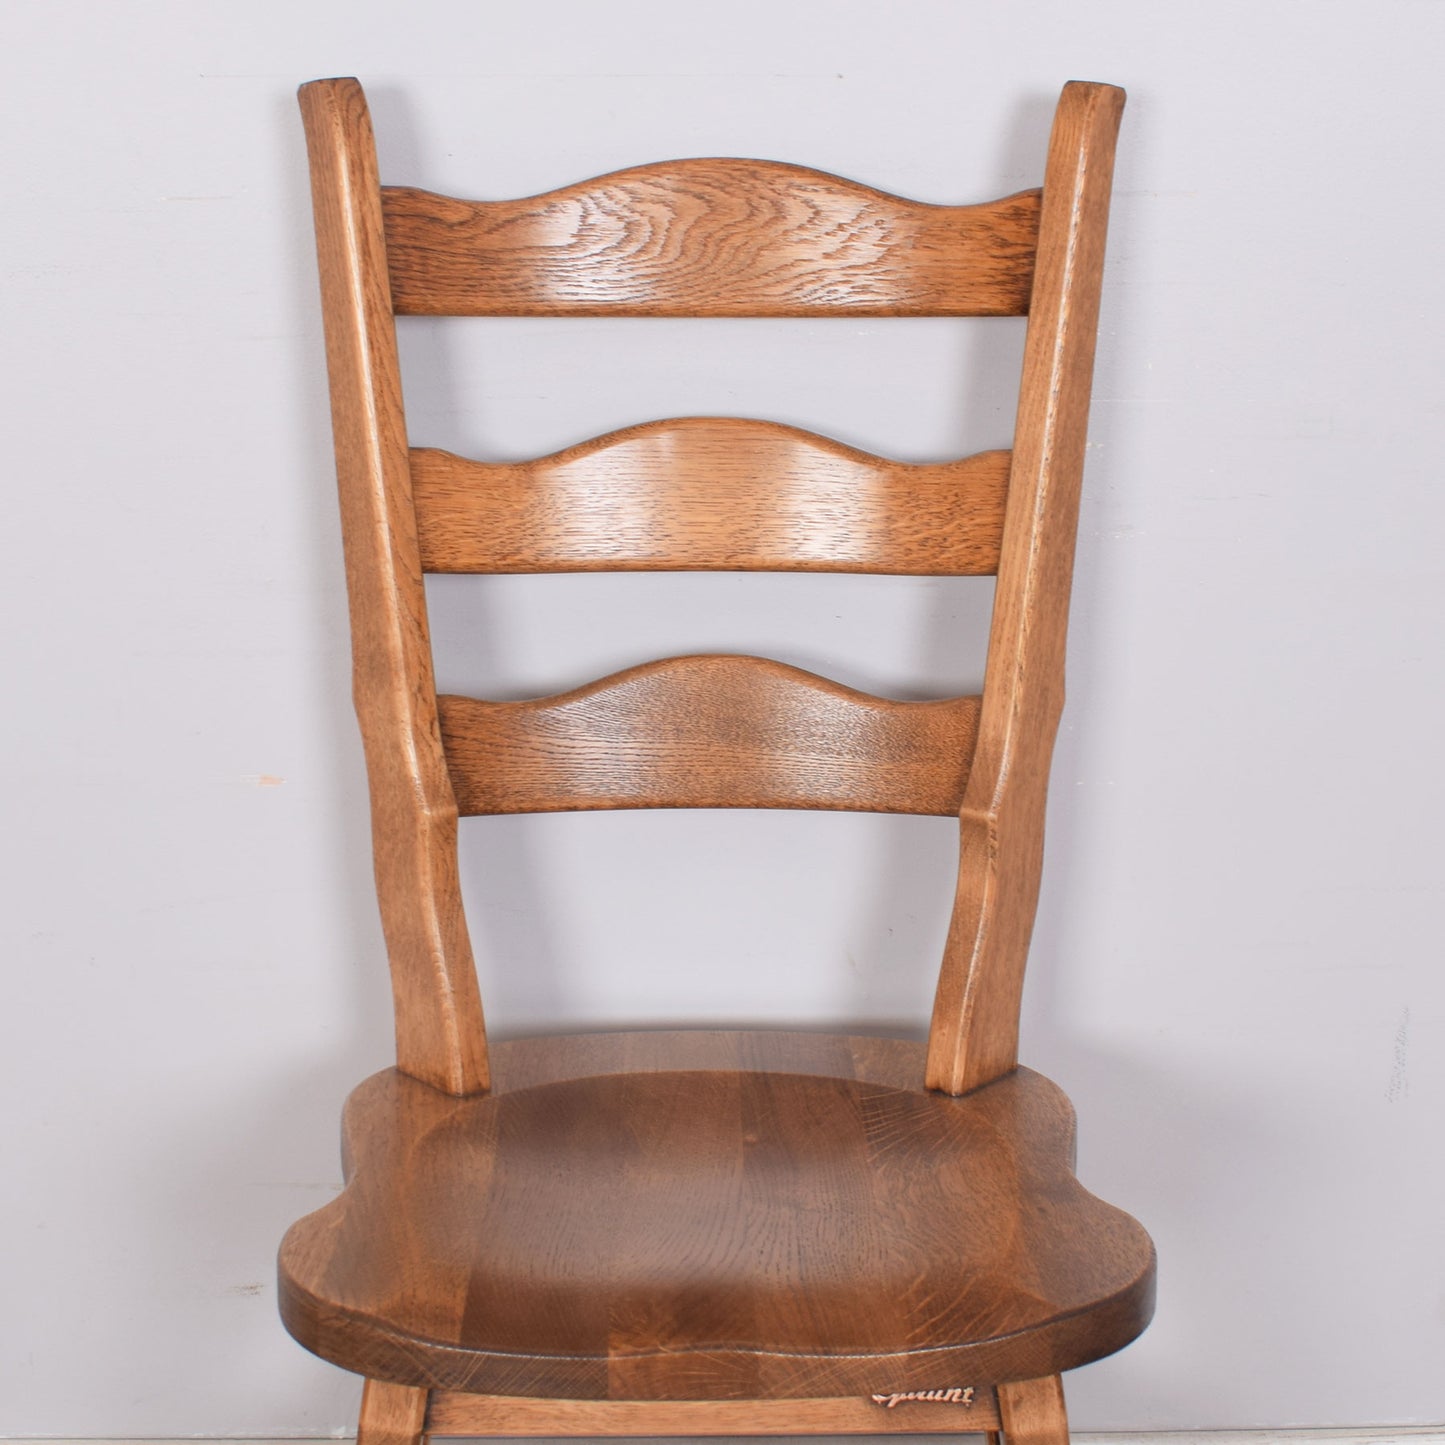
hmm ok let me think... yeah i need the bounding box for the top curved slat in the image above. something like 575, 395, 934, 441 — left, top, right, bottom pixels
381, 160, 1041, 317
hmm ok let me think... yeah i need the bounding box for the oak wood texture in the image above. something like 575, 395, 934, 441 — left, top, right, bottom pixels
927, 81, 1126, 1095
437, 655, 981, 816
425, 1387, 1002, 1434
279, 1031, 1155, 1401
298, 79, 488, 1096
357, 1379, 428, 1445
290, 74, 1141, 1443
412, 419, 1010, 575
998, 1374, 1071, 1445
381, 164, 1041, 317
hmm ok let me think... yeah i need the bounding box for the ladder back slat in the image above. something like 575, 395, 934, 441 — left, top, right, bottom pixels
413, 420, 1009, 575
438, 655, 981, 816
381, 163, 1041, 317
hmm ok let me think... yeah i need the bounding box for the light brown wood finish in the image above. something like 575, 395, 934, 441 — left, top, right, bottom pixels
412, 420, 1010, 575
437, 655, 981, 816
298, 81, 489, 1097
381, 164, 1041, 317
279, 1032, 1154, 1400
927, 81, 1126, 1095
357, 1379, 428, 1445
426, 1388, 1002, 1434
998, 1375, 1071, 1445
483, 1026, 937, 1093
290, 75, 1143, 1444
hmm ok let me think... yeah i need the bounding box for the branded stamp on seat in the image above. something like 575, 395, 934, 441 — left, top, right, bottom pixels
871, 1388, 976, 1409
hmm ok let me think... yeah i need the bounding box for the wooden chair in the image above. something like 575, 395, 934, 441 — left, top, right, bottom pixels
282, 76, 1152, 1445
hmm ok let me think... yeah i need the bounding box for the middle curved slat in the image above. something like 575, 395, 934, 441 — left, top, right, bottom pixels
438, 655, 981, 816
413, 418, 1009, 575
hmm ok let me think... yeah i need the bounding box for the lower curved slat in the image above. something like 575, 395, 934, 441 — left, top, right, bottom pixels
438, 654, 980, 816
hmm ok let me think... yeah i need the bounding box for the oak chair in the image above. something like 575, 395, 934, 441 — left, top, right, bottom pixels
282, 76, 1152, 1445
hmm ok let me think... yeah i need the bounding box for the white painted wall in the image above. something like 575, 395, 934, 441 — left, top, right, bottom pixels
2, 0, 1442, 1434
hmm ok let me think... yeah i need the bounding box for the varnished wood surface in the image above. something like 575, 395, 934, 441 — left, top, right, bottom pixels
278, 1031, 1155, 1400
381, 164, 1040, 317
412, 420, 1009, 575
426, 1387, 1001, 1435
437, 655, 981, 816
356, 1379, 428, 1445
297, 79, 489, 1095
998, 1375, 1071, 1445
293, 75, 1143, 1441
485, 1028, 933, 1095
927, 81, 1126, 1095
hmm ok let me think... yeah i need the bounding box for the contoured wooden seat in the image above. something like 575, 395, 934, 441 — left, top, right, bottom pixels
282, 77, 1152, 1445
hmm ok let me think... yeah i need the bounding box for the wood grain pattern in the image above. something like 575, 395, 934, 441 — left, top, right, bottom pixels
480, 1028, 929, 1094
927, 81, 1126, 1095
436, 655, 981, 816
278, 1031, 1155, 1400
998, 1375, 1070, 1445
357, 1379, 428, 1445
298, 78, 489, 1096
426, 1388, 1001, 1434
381, 163, 1040, 317
412, 420, 1009, 575
292, 75, 1141, 1444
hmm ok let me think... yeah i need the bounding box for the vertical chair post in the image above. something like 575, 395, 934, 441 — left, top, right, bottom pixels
298, 78, 490, 1096
927, 81, 1125, 1095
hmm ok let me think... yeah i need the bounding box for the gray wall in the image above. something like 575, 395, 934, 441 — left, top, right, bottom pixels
2, 0, 1442, 1434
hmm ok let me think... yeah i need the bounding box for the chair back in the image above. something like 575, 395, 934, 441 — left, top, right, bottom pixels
297, 77, 1125, 1098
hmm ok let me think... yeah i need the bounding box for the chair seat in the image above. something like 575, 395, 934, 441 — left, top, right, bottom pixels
279, 1031, 1154, 1400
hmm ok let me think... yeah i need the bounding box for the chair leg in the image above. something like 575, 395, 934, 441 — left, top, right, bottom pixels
357, 1378, 429, 1445
997, 1374, 1069, 1445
